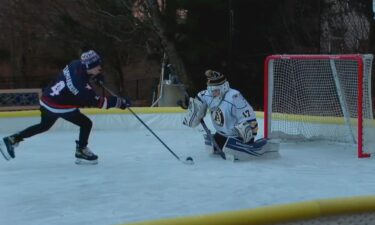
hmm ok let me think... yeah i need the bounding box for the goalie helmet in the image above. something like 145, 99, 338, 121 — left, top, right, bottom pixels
205, 70, 229, 97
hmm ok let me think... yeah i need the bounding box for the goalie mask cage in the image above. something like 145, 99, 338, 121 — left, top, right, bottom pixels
264, 54, 375, 158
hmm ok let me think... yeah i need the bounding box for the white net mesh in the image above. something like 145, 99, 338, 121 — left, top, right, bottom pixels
266, 54, 375, 156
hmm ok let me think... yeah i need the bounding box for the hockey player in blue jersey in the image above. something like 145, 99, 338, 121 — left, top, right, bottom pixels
0, 50, 130, 164
183, 70, 279, 161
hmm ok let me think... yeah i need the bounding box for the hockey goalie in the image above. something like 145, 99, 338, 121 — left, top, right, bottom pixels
183, 70, 279, 161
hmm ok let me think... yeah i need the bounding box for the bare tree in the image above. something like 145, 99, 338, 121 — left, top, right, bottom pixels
320, 0, 371, 53
142, 0, 192, 89
44, 0, 190, 97
0, 1, 43, 88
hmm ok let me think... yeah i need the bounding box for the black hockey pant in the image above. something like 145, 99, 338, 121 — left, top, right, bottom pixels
213, 133, 228, 151
16, 106, 92, 148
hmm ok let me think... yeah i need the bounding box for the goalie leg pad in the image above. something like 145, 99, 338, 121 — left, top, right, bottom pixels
183, 97, 207, 128
223, 137, 280, 161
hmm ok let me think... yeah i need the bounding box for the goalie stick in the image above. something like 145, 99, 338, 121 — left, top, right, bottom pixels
200, 120, 226, 160
98, 81, 194, 165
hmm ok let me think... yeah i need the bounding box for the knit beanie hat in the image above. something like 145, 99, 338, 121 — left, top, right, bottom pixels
81, 50, 102, 70
205, 70, 226, 86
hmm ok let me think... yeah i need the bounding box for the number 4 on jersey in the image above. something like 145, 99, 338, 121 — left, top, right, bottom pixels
50, 81, 65, 96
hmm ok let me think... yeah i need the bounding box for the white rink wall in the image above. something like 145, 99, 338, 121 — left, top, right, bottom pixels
0, 108, 193, 134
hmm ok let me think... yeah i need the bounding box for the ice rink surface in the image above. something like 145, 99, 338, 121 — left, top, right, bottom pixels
1, 117, 375, 225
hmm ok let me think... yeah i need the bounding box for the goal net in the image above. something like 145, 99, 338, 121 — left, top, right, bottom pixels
264, 54, 375, 158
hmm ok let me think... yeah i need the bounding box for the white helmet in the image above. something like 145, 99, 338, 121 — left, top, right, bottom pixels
205, 70, 229, 97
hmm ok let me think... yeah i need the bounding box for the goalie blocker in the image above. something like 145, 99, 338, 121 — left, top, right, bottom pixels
182, 97, 207, 128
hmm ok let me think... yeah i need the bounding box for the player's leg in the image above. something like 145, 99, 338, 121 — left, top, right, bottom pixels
61, 111, 97, 164
213, 132, 228, 154
1, 107, 58, 160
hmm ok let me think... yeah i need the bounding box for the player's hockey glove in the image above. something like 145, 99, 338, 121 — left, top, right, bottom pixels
119, 97, 131, 109
90, 74, 105, 86
107, 96, 131, 109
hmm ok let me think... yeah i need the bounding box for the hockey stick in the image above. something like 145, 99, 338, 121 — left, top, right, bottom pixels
98, 82, 194, 165
177, 101, 226, 160
199, 120, 226, 160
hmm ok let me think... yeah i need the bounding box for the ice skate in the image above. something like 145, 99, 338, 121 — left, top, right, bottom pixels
0, 141, 11, 160
0, 135, 20, 160
75, 142, 98, 165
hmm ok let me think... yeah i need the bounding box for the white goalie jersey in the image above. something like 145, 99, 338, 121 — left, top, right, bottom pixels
197, 88, 256, 137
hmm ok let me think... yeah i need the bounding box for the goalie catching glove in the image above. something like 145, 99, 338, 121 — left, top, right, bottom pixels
234, 120, 257, 143
183, 97, 207, 127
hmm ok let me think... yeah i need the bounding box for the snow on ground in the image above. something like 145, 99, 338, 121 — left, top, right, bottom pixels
1, 118, 375, 225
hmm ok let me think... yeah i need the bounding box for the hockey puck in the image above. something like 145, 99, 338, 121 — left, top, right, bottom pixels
185, 156, 194, 164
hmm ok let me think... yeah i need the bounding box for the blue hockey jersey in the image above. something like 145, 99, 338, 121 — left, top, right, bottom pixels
40, 60, 105, 113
